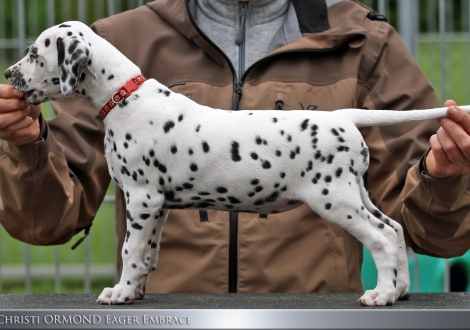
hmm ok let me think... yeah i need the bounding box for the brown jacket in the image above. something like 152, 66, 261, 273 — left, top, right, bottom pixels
2, 0, 470, 294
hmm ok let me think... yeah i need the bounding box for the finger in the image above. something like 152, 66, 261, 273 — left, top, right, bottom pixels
0, 98, 30, 113
2, 117, 40, 145
443, 99, 457, 108
3, 116, 34, 133
0, 84, 24, 99
437, 112, 470, 162
0, 108, 30, 129
443, 106, 470, 135
428, 134, 453, 175
436, 126, 470, 165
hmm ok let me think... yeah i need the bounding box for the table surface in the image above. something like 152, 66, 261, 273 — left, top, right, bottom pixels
1, 292, 470, 309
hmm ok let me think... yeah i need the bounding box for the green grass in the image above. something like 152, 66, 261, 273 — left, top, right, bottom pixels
1, 38, 470, 293
418, 39, 470, 105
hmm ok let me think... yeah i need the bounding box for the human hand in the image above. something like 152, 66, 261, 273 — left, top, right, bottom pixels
0, 84, 41, 145
426, 100, 470, 178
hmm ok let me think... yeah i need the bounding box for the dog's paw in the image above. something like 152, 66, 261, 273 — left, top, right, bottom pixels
96, 284, 135, 305
397, 290, 411, 301
359, 289, 395, 306
395, 278, 411, 301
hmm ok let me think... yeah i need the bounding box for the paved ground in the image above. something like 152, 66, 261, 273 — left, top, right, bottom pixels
1, 292, 470, 309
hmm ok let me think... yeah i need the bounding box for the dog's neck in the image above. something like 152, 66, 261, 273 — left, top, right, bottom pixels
76, 36, 142, 111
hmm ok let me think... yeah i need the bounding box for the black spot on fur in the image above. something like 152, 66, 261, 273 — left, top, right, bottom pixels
378, 223, 385, 229
262, 160, 271, 169
373, 210, 382, 219
325, 203, 332, 210
158, 88, 170, 96
265, 191, 280, 203
202, 141, 210, 153
108, 74, 114, 80
251, 179, 259, 185
216, 187, 228, 193
163, 120, 175, 133
335, 167, 343, 178
300, 119, 309, 131
228, 196, 241, 204
251, 152, 258, 160
190, 163, 198, 172
171, 145, 178, 154
131, 222, 143, 230
231, 141, 242, 162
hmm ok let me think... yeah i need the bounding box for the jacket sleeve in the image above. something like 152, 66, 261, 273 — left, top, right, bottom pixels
359, 21, 470, 258
0, 96, 110, 245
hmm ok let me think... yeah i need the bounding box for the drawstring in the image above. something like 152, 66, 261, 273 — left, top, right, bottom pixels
71, 224, 92, 250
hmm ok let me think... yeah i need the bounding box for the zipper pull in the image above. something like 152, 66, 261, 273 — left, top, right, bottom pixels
232, 82, 244, 110
275, 100, 284, 110
71, 224, 92, 250
235, 2, 249, 46
235, 82, 243, 97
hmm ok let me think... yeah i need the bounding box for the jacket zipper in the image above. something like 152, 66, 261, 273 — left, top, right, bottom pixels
185, 0, 243, 293
232, 1, 248, 111
228, 1, 249, 294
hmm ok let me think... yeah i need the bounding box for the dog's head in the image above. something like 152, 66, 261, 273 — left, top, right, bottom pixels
4, 21, 93, 105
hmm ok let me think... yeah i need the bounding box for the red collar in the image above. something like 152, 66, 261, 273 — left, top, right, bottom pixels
99, 74, 147, 119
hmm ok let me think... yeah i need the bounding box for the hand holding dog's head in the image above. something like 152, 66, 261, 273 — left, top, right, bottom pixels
4, 21, 92, 105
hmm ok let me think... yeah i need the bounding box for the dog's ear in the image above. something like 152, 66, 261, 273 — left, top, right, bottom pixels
57, 36, 89, 96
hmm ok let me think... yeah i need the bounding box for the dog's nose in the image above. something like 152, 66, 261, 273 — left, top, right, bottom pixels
4, 69, 12, 79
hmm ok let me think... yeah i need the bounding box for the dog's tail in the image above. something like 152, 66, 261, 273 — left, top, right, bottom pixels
337, 105, 470, 128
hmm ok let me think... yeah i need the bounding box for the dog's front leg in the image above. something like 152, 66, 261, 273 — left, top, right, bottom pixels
134, 209, 168, 300
97, 193, 164, 305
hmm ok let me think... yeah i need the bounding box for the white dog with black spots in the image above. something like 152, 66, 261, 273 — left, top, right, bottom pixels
6, 21, 470, 306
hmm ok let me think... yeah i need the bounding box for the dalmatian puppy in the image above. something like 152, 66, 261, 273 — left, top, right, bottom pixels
5, 21, 470, 306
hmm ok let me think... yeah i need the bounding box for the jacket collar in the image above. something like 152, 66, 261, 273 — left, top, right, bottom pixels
292, 0, 331, 33
146, 0, 366, 55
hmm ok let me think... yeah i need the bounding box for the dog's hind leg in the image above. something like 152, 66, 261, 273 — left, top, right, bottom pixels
97, 190, 164, 305
134, 209, 168, 300
302, 183, 399, 306
359, 182, 410, 301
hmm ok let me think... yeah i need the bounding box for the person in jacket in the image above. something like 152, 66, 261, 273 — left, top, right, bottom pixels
1, 0, 470, 295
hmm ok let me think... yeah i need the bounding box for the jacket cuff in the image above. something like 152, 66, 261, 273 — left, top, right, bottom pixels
1, 115, 50, 168
416, 150, 470, 208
